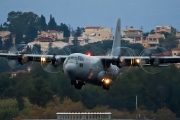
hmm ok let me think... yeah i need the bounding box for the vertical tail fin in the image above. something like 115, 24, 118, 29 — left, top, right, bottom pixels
110, 18, 121, 56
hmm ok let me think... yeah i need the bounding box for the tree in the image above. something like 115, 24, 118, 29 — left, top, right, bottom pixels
26, 24, 38, 43
3, 35, 13, 50
6, 11, 40, 43
28, 77, 52, 107
16, 91, 25, 111
159, 35, 177, 50
48, 15, 57, 30
3, 22, 8, 30
0, 24, 3, 31
0, 73, 16, 98
33, 44, 41, 53
150, 29, 155, 34
39, 15, 47, 31
74, 27, 82, 37
58, 23, 70, 37
143, 32, 149, 37
156, 108, 176, 120
0, 37, 2, 49
72, 37, 79, 46
47, 41, 53, 52
171, 26, 177, 35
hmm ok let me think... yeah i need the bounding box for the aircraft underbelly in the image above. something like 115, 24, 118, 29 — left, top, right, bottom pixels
79, 63, 102, 85
85, 64, 121, 86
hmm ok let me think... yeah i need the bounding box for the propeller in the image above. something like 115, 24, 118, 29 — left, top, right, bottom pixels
139, 46, 168, 74
41, 45, 71, 73
7, 44, 38, 71
103, 47, 136, 79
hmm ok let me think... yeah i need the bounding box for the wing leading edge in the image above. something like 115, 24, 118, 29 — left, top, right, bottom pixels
0, 53, 68, 64
99, 55, 180, 68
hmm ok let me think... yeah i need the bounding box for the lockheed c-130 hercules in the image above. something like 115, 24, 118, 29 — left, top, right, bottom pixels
1, 18, 180, 90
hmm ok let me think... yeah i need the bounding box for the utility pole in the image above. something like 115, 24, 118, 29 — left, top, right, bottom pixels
136, 95, 137, 109
136, 95, 138, 120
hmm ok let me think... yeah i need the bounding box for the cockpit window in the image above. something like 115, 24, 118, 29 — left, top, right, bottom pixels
78, 56, 84, 61
70, 56, 74, 59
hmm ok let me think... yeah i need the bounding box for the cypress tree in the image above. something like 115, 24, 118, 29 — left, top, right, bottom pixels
39, 15, 47, 31
48, 15, 57, 30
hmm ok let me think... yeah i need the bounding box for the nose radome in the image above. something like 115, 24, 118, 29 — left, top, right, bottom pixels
65, 63, 77, 74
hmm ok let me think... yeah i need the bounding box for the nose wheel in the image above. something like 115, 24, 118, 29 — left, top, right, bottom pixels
71, 80, 85, 89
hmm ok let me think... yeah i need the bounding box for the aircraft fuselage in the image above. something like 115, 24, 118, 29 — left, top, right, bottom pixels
63, 53, 121, 88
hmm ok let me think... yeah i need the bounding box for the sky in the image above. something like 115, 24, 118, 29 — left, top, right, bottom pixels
0, 0, 180, 33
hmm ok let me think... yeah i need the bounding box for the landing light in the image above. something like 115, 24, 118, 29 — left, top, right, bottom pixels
102, 78, 111, 84
41, 57, 46, 62
136, 59, 140, 64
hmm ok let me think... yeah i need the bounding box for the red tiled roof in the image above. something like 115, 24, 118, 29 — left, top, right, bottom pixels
152, 51, 172, 56
172, 48, 180, 51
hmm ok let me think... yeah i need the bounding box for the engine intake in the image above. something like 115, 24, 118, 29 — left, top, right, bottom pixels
18, 55, 29, 65
150, 57, 160, 66
51, 56, 62, 67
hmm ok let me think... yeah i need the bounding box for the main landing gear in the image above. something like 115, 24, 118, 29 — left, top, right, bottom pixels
71, 79, 85, 89
101, 78, 111, 90
102, 84, 110, 90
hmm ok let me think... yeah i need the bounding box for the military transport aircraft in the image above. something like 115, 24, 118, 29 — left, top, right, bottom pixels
1, 18, 180, 90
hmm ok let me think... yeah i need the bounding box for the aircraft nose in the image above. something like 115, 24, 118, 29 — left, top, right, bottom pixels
65, 63, 77, 75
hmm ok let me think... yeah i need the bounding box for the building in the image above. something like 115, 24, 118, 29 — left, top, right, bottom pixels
176, 32, 180, 41
56, 112, 111, 120
0, 31, 11, 41
36, 37, 55, 42
48, 30, 64, 40
69, 36, 86, 45
155, 26, 172, 33
171, 48, 180, 56
69, 26, 113, 46
122, 26, 143, 42
146, 33, 165, 47
0, 31, 16, 45
83, 26, 113, 41
36, 30, 64, 42
36, 31, 56, 42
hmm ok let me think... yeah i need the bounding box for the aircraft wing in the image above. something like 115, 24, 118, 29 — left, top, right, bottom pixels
98, 55, 180, 67
0, 52, 68, 64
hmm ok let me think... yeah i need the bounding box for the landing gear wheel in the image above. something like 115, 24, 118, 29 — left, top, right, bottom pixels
102, 84, 110, 90
74, 80, 85, 89
74, 84, 83, 89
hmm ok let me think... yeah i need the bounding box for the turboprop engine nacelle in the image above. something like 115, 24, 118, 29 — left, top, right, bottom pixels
98, 71, 113, 84
51, 57, 62, 67
18, 55, 29, 65
150, 56, 160, 66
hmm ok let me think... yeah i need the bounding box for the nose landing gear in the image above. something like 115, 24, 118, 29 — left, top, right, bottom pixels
71, 79, 85, 89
